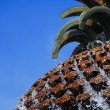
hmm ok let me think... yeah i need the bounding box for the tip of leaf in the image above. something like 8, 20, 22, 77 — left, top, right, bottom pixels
52, 54, 58, 59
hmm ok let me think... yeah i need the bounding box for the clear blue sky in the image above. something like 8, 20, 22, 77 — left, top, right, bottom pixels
0, 0, 81, 110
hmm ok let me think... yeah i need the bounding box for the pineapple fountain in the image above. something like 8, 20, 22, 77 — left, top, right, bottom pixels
17, 0, 110, 110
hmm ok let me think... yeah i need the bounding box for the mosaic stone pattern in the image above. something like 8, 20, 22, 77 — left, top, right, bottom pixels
17, 42, 110, 110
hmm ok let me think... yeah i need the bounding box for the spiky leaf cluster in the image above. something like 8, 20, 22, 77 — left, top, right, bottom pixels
52, 0, 110, 59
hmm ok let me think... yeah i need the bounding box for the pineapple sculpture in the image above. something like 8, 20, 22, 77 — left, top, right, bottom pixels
17, 0, 110, 110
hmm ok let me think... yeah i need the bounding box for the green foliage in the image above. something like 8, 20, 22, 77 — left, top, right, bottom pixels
52, 0, 110, 59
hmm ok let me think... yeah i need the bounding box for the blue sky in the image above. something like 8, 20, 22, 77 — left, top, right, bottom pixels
0, 0, 81, 110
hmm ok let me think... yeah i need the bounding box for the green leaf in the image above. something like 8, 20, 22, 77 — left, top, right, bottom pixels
52, 30, 88, 59
56, 19, 79, 41
60, 6, 89, 18
79, 6, 110, 41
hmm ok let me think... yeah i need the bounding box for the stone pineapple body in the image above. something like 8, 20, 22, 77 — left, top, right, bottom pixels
17, 43, 110, 110
17, 0, 110, 109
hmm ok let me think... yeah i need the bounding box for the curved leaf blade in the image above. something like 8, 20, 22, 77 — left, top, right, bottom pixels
79, 6, 110, 41
61, 6, 89, 18
56, 18, 79, 41
52, 30, 88, 59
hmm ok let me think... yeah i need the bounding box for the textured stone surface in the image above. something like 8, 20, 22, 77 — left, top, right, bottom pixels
17, 42, 110, 110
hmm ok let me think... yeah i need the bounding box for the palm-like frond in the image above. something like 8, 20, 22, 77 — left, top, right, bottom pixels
56, 19, 79, 41
71, 43, 86, 56
52, 0, 110, 59
53, 16, 103, 58
53, 19, 79, 59
61, 6, 89, 18
52, 20, 102, 59
79, 6, 110, 41
53, 18, 96, 59
52, 30, 88, 59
